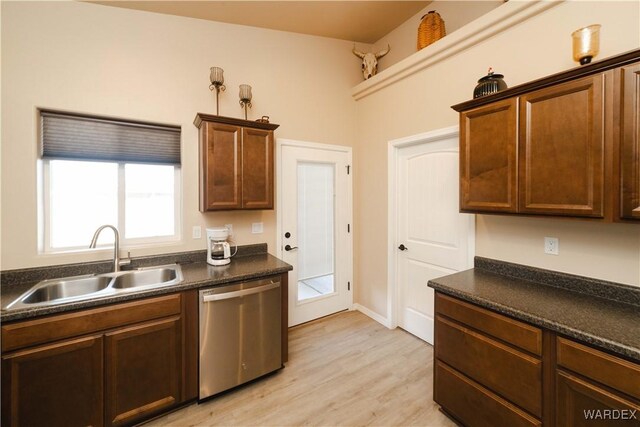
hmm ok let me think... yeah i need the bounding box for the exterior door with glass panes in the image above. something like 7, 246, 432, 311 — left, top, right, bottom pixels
280, 142, 352, 326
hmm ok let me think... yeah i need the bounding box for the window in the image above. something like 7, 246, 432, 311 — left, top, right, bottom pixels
40, 111, 181, 252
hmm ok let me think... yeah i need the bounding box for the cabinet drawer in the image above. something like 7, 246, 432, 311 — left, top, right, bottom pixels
435, 293, 542, 355
435, 361, 541, 427
435, 315, 542, 417
557, 337, 640, 400
2, 293, 182, 352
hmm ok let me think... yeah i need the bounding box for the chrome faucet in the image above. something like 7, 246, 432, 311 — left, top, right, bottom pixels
89, 225, 130, 272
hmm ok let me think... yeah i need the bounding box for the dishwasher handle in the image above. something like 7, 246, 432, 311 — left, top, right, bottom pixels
202, 281, 280, 302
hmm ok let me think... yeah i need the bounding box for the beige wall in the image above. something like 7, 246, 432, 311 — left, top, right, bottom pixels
1, 1, 360, 270
354, 1, 640, 317
373, 0, 504, 72
3, 1, 640, 324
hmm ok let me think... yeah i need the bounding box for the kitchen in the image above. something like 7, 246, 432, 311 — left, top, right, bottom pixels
1, 1, 639, 426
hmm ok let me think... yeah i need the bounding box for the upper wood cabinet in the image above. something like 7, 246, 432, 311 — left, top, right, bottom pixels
617, 63, 640, 221
460, 98, 518, 213
519, 75, 605, 217
194, 114, 279, 212
199, 121, 242, 210
453, 49, 640, 222
242, 127, 275, 209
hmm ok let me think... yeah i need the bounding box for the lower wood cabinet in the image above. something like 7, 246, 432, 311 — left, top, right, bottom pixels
435, 315, 542, 417
2, 335, 104, 427
1, 291, 198, 427
105, 317, 182, 426
556, 337, 640, 426
434, 292, 640, 427
556, 370, 640, 427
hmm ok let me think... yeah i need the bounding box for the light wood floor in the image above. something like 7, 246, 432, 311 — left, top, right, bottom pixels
146, 310, 457, 427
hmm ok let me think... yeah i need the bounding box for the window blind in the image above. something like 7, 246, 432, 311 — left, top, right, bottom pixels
40, 110, 181, 165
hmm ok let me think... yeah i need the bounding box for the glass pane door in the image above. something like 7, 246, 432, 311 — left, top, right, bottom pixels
296, 162, 335, 302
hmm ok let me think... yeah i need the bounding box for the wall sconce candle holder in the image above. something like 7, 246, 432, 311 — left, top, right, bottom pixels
209, 67, 226, 115
572, 24, 601, 65
239, 84, 252, 120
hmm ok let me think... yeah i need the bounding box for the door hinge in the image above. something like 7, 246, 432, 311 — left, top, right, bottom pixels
347, 224, 350, 233
346, 165, 351, 175
348, 281, 351, 291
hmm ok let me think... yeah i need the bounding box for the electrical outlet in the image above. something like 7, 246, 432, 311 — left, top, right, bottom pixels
225, 224, 233, 236
544, 237, 559, 255
252, 222, 264, 234
192, 226, 202, 239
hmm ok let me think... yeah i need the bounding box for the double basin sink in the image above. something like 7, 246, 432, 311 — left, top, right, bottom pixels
5, 264, 183, 310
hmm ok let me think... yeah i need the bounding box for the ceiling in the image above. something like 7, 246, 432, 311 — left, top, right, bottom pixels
89, 1, 432, 43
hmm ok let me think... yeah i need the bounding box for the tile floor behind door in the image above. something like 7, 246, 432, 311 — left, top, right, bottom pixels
146, 311, 456, 426
298, 274, 334, 300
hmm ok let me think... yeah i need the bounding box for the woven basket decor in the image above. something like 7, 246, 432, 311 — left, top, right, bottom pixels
417, 11, 446, 50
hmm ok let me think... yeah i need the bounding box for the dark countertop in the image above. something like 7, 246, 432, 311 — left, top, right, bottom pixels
1, 251, 292, 323
428, 263, 640, 361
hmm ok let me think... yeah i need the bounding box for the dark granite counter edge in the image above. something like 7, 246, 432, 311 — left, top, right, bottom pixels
475, 256, 640, 307
1, 262, 292, 323
428, 281, 639, 361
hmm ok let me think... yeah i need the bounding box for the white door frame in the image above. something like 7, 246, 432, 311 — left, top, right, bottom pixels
276, 138, 354, 311
387, 125, 475, 329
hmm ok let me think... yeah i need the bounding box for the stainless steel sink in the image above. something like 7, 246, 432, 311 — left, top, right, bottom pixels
112, 267, 181, 289
21, 276, 112, 304
4, 264, 183, 310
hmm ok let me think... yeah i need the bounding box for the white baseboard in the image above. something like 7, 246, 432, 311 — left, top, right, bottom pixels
352, 303, 393, 329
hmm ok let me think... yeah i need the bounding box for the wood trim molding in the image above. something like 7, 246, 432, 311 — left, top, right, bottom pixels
194, 113, 279, 131
351, 1, 563, 101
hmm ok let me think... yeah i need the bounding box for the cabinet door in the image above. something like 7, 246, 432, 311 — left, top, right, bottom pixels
460, 98, 518, 213
519, 75, 605, 217
556, 370, 640, 426
618, 63, 640, 220
105, 317, 181, 426
200, 122, 242, 211
242, 128, 274, 209
2, 335, 104, 427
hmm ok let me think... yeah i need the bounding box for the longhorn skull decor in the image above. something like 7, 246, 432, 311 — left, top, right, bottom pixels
352, 44, 391, 80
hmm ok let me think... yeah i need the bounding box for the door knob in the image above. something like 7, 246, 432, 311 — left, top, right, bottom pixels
284, 244, 298, 251
398, 244, 408, 251
284, 232, 291, 238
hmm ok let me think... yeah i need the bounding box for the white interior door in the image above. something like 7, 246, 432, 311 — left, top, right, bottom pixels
393, 130, 473, 343
280, 142, 352, 326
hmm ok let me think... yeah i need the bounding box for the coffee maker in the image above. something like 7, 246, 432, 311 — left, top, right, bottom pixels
206, 227, 233, 266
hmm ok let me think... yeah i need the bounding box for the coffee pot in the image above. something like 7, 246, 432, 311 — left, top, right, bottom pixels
206, 227, 235, 266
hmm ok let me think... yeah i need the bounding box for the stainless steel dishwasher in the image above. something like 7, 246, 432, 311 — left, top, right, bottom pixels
199, 276, 282, 400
